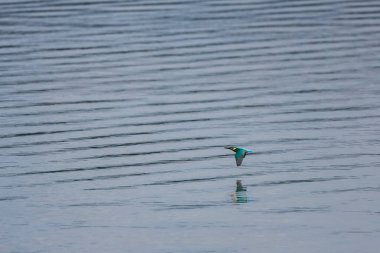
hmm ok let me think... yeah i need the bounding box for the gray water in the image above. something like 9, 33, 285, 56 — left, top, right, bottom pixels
1, 0, 380, 252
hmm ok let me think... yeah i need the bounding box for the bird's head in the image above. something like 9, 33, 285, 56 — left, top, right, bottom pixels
224, 146, 237, 152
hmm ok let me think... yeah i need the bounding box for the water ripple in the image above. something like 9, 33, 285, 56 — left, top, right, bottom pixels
1, 0, 380, 252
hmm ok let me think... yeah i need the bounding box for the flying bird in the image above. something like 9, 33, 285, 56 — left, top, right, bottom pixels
225, 146, 254, 166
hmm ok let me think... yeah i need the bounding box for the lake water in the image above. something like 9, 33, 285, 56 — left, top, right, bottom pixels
1, 0, 380, 252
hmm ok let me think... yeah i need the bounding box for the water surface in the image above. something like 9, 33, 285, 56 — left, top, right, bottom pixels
1, 0, 380, 252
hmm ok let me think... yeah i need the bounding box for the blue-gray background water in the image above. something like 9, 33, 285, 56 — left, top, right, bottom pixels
1, 0, 380, 252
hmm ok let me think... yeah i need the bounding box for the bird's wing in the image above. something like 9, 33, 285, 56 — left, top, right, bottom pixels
235, 149, 247, 166
235, 155, 244, 166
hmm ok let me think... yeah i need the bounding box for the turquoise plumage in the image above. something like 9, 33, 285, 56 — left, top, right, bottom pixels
225, 146, 254, 166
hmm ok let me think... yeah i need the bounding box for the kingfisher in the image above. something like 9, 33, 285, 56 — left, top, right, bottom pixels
225, 146, 254, 166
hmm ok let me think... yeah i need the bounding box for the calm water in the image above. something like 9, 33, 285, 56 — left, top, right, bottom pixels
1, 0, 380, 252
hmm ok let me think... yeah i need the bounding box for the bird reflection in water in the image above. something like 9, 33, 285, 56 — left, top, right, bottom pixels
231, 180, 248, 203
